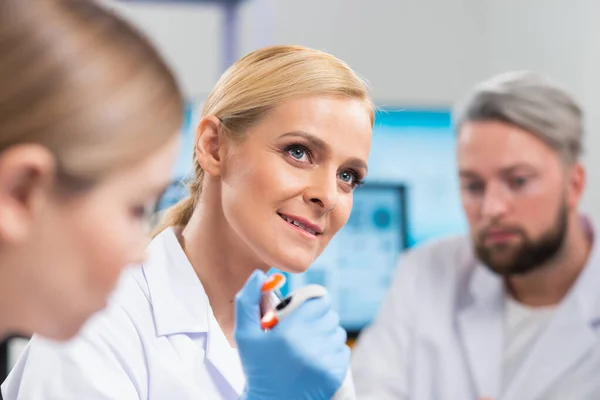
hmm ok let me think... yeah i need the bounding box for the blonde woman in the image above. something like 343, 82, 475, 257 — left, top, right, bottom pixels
4, 45, 374, 399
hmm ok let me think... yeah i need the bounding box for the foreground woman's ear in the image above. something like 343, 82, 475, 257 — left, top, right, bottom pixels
0, 144, 55, 243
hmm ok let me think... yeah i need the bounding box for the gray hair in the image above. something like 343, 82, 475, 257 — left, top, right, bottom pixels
454, 71, 584, 164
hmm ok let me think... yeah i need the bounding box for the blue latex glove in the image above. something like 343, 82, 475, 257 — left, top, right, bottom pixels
234, 270, 350, 400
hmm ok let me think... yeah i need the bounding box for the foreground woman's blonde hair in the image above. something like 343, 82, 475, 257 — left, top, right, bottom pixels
0, 0, 183, 192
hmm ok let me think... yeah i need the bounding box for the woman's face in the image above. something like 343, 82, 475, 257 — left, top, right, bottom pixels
0, 137, 179, 340
220, 96, 373, 273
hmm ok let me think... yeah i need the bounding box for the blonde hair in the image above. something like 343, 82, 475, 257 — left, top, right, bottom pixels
0, 0, 183, 191
154, 45, 373, 235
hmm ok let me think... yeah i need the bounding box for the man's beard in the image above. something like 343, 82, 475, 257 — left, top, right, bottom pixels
474, 205, 568, 276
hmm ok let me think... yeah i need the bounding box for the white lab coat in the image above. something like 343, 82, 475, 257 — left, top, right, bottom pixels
351, 221, 600, 400
1, 228, 246, 400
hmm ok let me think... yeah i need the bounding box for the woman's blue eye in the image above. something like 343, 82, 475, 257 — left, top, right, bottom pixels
287, 146, 309, 161
340, 171, 354, 183
290, 148, 304, 159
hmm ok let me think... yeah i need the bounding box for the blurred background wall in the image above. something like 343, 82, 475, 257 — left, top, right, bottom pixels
110, 0, 487, 105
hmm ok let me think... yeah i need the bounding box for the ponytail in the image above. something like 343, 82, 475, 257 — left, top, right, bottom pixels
151, 196, 195, 238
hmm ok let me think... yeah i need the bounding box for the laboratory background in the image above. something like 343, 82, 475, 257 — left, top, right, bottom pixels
1, 0, 598, 380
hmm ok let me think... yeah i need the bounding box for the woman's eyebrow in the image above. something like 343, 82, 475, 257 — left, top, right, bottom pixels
346, 158, 368, 173
279, 131, 329, 152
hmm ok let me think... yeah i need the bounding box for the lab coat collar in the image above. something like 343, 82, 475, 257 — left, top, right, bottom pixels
142, 227, 210, 336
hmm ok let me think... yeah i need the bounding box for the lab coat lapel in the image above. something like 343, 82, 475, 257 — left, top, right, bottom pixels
457, 263, 505, 399
502, 227, 600, 400
205, 312, 246, 397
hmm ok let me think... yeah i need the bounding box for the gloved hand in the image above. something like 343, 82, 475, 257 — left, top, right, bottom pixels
234, 270, 350, 400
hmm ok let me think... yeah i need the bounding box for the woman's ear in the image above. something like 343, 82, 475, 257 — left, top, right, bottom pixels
0, 145, 55, 243
195, 116, 223, 177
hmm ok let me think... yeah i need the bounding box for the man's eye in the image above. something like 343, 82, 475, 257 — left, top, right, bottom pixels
510, 176, 528, 189
463, 182, 484, 193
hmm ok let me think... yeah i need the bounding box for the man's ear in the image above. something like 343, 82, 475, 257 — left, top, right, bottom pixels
567, 162, 586, 209
195, 116, 225, 177
0, 145, 55, 243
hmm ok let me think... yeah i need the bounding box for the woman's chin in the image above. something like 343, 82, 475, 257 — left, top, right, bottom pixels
260, 246, 320, 274
270, 256, 313, 275
278, 264, 310, 274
